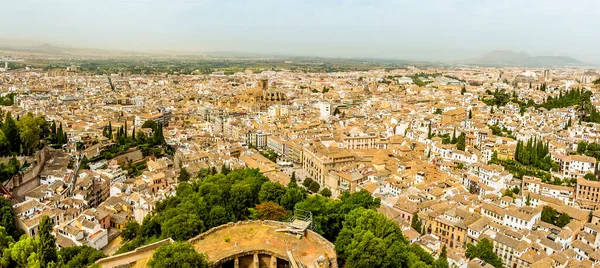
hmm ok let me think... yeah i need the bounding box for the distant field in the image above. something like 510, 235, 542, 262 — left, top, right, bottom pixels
0, 46, 430, 74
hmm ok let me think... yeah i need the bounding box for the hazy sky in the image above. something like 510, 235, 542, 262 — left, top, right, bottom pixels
2, 0, 600, 63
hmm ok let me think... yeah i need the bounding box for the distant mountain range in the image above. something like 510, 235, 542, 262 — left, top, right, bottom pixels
467, 50, 587, 67
0, 40, 592, 67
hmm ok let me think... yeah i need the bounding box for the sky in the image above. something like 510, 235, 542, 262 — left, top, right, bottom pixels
1, 0, 600, 63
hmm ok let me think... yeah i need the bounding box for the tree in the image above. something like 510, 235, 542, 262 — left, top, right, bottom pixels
411, 212, 423, 234
107, 121, 113, 140
50, 121, 57, 137
290, 171, 296, 183
124, 120, 128, 139
427, 123, 432, 139
148, 242, 208, 268
556, 213, 571, 228
57, 122, 65, 145
162, 213, 205, 241
541, 206, 558, 225
122, 221, 140, 241
308, 180, 321, 193
258, 181, 286, 204
456, 132, 466, 151
461, 87, 467, 95
220, 163, 230, 175
503, 188, 514, 197
468, 109, 472, 119
227, 183, 254, 219
0, 196, 22, 239
335, 208, 432, 268
208, 206, 229, 227
302, 177, 315, 188
280, 185, 306, 211
196, 168, 210, 179
320, 188, 332, 198
140, 216, 162, 238
141, 120, 157, 130
178, 167, 190, 183
58, 245, 106, 268
491, 151, 498, 162
0, 226, 14, 254
584, 173, 596, 181
434, 245, 449, 268
526, 194, 531, 206
255, 202, 287, 221
465, 238, 503, 268
136, 130, 147, 143
2, 112, 20, 153
38, 215, 58, 267
4, 235, 39, 267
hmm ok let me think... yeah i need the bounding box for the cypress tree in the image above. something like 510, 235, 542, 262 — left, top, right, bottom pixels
57, 123, 64, 144
451, 129, 457, 144
108, 121, 113, 140
411, 212, 423, 234
427, 123, 432, 139
3, 112, 20, 153
456, 133, 466, 151
515, 140, 520, 162
38, 215, 58, 267
50, 121, 56, 136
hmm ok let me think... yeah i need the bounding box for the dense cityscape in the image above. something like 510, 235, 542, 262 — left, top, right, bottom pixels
2, 0, 600, 267
0, 53, 600, 268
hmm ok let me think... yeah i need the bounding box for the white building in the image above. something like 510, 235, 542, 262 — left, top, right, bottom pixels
318, 101, 332, 120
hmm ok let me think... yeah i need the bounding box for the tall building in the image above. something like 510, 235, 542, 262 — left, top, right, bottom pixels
318, 101, 332, 120
257, 78, 268, 91
543, 69, 551, 81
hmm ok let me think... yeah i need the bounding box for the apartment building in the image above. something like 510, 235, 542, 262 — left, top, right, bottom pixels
575, 178, 600, 210
135, 110, 172, 127
266, 135, 286, 156
341, 130, 379, 149
554, 154, 597, 179
302, 144, 355, 186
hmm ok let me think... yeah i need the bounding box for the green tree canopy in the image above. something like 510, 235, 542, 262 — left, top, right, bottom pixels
0, 196, 22, 239
280, 184, 307, 211
335, 208, 433, 267
178, 167, 191, 183
319, 188, 332, 198
141, 120, 157, 130
162, 213, 205, 241
122, 221, 140, 241
308, 180, 321, 193
258, 181, 286, 204
57, 245, 106, 268
465, 238, 503, 268
148, 242, 209, 268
